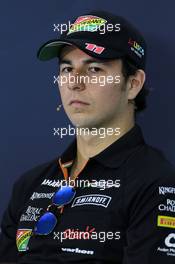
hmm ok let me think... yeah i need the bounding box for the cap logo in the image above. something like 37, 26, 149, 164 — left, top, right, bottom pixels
128, 38, 144, 58
85, 43, 105, 54
67, 15, 107, 35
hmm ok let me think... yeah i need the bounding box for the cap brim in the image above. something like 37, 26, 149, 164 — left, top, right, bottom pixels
37, 40, 74, 61
37, 38, 124, 61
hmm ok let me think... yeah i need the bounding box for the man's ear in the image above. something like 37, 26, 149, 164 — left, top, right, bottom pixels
127, 69, 146, 100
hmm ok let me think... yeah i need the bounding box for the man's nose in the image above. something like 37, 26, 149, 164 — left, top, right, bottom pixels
68, 72, 86, 91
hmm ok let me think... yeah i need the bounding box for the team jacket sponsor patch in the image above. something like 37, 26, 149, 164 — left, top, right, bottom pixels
158, 199, 175, 213
30, 192, 54, 200
61, 247, 94, 255
16, 229, 32, 252
157, 215, 175, 229
71, 194, 111, 208
157, 233, 175, 257
20, 206, 43, 222
159, 186, 175, 195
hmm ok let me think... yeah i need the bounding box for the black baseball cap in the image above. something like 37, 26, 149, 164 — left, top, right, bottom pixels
37, 10, 146, 69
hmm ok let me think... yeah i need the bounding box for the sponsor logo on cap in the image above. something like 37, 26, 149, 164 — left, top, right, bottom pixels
16, 229, 32, 252
128, 38, 144, 58
157, 215, 175, 229
85, 43, 105, 54
67, 15, 107, 35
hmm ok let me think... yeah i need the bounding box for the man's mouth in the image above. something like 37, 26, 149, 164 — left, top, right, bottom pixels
69, 100, 90, 106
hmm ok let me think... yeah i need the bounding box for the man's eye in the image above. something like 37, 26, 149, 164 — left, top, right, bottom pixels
89, 67, 102, 73
60, 67, 72, 73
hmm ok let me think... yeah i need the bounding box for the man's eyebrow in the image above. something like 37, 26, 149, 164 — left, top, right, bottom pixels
59, 58, 108, 65
59, 59, 72, 65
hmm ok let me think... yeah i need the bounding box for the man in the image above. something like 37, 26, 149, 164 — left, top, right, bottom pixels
0, 10, 175, 264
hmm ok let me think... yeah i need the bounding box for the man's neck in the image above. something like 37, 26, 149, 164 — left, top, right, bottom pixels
76, 120, 135, 163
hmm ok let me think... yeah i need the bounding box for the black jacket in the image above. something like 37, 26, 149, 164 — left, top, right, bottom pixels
0, 124, 175, 263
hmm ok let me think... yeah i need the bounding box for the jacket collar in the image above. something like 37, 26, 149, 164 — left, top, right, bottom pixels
59, 124, 145, 169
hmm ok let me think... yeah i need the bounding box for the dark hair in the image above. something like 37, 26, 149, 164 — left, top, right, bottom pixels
121, 58, 149, 113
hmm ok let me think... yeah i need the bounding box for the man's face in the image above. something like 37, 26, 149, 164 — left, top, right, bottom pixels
58, 46, 130, 129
